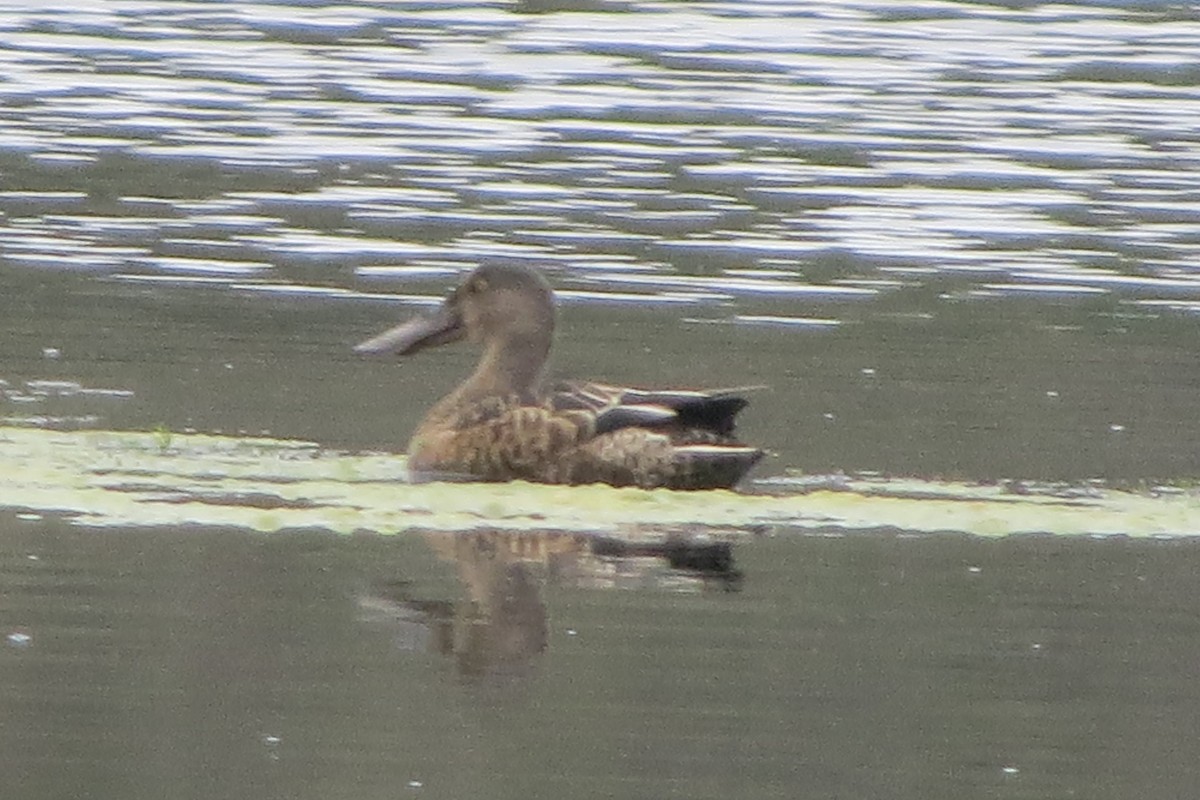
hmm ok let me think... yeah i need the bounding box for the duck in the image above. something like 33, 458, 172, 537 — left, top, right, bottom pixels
354, 264, 763, 490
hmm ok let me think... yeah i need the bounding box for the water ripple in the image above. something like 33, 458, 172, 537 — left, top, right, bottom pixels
0, 0, 1198, 314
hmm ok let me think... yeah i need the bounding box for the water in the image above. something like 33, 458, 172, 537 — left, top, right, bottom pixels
5, 517, 1200, 799
1, 1, 1199, 797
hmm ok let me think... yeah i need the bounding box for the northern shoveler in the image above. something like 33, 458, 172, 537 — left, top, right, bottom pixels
354, 264, 763, 490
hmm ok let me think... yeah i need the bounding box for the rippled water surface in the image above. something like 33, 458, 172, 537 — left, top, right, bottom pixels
2, 1, 1199, 798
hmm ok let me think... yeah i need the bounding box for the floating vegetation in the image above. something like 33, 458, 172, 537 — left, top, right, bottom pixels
152, 423, 173, 454
0, 427, 1196, 538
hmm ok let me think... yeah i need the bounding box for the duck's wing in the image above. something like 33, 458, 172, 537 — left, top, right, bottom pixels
542, 381, 765, 488
546, 380, 761, 438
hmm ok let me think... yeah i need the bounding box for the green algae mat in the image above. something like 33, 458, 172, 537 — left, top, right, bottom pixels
0, 427, 1195, 537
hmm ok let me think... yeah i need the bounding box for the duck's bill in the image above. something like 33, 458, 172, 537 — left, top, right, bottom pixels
354, 303, 465, 356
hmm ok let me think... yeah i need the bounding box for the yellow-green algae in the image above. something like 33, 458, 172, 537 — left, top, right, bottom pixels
0, 426, 1196, 537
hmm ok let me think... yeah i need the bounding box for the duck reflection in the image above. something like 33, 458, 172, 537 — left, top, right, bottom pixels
356, 529, 742, 682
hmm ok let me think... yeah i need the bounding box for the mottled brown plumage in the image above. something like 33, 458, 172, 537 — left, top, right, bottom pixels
355, 264, 763, 490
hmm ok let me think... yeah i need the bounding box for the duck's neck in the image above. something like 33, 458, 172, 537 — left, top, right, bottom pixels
458, 331, 550, 402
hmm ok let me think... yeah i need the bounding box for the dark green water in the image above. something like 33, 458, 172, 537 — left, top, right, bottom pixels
4, 516, 1200, 800
3, 273, 1196, 482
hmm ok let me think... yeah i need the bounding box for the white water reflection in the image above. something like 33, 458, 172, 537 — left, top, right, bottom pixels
0, 0, 1198, 311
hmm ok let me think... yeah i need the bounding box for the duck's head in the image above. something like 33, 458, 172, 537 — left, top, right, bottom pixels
355, 264, 556, 361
